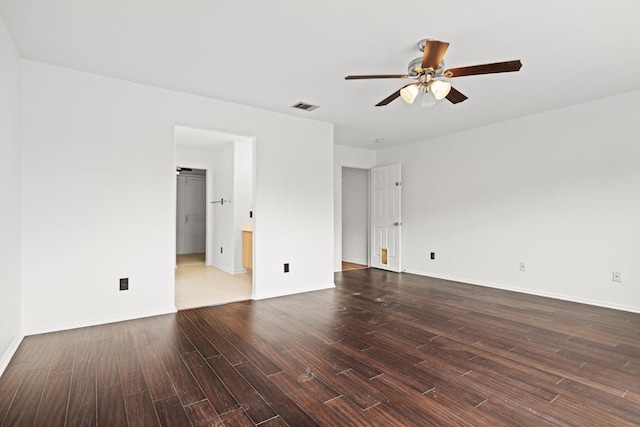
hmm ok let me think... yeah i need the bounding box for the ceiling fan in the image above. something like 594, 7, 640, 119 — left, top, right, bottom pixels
345, 39, 522, 107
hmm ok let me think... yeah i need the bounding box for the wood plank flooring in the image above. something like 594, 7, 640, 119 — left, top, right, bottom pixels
341, 262, 368, 271
2, 269, 640, 426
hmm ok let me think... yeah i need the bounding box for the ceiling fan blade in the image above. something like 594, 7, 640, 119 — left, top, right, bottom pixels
375, 90, 401, 106
444, 60, 522, 78
446, 87, 468, 104
345, 74, 410, 80
421, 40, 450, 70
375, 84, 413, 106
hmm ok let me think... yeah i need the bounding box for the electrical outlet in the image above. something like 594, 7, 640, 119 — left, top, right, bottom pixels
284, 263, 289, 273
220, 247, 223, 254
519, 262, 526, 272
119, 278, 129, 291
430, 252, 435, 260
612, 271, 622, 282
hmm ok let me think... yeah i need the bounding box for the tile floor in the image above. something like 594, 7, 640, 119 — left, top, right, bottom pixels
175, 253, 252, 310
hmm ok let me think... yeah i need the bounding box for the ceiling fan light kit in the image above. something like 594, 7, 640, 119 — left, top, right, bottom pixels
345, 38, 522, 107
400, 84, 420, 104
430, 80, 452, 100
419, 88, 437, 107
399, 76, 451, 107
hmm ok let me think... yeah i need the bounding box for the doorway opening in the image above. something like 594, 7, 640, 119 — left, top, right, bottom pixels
176, 167, 206, 263
342, 167, 369, 271
174, 125, 255, 309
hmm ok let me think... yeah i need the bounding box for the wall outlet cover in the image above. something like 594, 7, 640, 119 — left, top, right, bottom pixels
119, 278, 129, 291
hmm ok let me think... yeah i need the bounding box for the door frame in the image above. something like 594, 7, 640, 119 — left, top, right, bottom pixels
172, 125, 256, 306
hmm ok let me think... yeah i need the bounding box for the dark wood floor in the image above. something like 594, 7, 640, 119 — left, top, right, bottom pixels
2, 269, 640, 426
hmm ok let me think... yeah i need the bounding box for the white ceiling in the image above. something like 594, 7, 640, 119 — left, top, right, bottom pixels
2, 1, 640, 149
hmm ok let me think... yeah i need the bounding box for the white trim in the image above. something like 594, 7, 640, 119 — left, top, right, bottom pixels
405, 269, 640, 314
212, 264, 236, 275
253, 283, 335, 301
0, 334, 24, 377
23, 306, 177, 336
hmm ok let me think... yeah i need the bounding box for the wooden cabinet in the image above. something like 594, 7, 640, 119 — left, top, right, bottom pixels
242, 231, 252, 270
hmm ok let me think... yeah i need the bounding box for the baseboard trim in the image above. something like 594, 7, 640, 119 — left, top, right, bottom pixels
0, 334, 24, 377
210, 263, 236, 275
23, 306, 178, 336
404, 269, 640, 314
253, 282, 335, 301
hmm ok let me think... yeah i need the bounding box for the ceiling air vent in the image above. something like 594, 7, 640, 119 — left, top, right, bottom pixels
291, 101, 319, 112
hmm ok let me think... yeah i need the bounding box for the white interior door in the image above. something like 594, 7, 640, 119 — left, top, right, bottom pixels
177, 175, 206, 255
370, 164, 401, 272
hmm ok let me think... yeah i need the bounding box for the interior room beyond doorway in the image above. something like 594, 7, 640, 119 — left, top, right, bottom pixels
342, 167, 369, 271
174, 125, 255, 310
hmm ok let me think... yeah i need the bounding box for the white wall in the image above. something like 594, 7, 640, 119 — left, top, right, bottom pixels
233, 140, 253, 273
334, 145, 376, 271
342, 168, 368, 265
377, 90, 640, 313
0, 14, 22, 373
211, 142, 235, 272
21, 60, 334, 333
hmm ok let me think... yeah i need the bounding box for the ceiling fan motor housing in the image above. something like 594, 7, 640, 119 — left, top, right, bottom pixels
408, 57, 445, 76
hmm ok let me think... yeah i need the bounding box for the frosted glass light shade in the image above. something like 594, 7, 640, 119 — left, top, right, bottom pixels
419, 88, 437, 107
400, 84, 420, 104
430, 80, 452, 100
